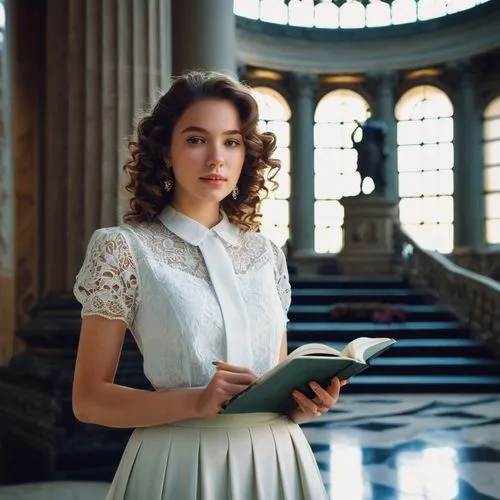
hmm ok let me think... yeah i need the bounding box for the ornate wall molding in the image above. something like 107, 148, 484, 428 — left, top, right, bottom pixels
236, 2, 500, 73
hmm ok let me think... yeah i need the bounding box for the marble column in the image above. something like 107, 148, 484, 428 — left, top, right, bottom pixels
45, 0, 171, 293
369, 72, 399, 204
289, 72, 317, 256
0, 0, 172, 483
172, 0, 236, 76
0, 0, 14, 365
453, 61, 483, 250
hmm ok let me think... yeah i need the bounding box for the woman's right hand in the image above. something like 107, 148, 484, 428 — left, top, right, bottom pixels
196, 362, 258, 417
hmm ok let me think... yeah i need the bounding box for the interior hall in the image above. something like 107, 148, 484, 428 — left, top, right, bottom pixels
0, 1, 500, 499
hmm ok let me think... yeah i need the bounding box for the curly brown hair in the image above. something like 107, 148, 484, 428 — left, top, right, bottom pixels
123, 70, 281, 231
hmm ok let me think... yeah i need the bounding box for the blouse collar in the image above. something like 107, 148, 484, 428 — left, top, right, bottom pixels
157, 205, 240, 247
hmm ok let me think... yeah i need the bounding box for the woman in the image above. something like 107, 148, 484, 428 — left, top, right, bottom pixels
72, 70, 344, 500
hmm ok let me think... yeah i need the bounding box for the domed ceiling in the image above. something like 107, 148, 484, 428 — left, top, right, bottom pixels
234, 0, 492, 30
235, 0, 500, 73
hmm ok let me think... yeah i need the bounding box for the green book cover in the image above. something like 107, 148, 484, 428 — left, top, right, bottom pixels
221, 337, 395, 415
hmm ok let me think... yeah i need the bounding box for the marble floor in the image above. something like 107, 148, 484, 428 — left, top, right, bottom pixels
304, 394, 500, 500
1, 394, 499, 499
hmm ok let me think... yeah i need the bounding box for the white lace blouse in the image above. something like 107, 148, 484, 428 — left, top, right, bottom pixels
73, 206, 291, 390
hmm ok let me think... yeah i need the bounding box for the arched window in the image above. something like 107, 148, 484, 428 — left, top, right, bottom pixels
234, 0, 259, 19
483, 97, 500, 244
251, 87, 291, 248
392, 0, 418, 24
288, 0, 314, 27
314, 89, 370, 253
366, 0, 391, 27
339, 1, 365, 28
396, 85, 454, 253
447, 0, 479, 14
260, 0, 287, 24
418, 0, 446, 20
314, 0, 339, 28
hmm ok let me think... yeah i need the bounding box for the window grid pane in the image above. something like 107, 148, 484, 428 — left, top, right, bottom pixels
252, 87, 291, 247
486, 220, 500, 245
314, 89, 370, 253
397, 85, 454, 252
314, 201, 344, 253
485, 166, 500, 193
484, 117, 500, 141
483, 97, 500, 244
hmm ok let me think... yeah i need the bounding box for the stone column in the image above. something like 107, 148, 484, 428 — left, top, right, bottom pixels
172, 0, 236, 76
452, 61, 483, 250
289, 72, 317, 256
45, 0, 172, 293
370, 71, 399, 204
0, 0, 172, 483
0, 0, 15, 366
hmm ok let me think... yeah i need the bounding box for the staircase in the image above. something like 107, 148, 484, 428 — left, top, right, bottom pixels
287, 275, 500, 393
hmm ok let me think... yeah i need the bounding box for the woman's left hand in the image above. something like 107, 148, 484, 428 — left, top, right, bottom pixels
290, 377, 348, 422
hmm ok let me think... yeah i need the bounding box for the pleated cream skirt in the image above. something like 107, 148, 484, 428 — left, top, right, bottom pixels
105, 413, 327, 500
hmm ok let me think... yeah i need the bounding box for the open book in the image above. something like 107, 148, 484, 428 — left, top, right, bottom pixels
221, 337, 396, 415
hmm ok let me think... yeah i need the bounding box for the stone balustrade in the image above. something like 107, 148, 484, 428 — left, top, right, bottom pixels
452, 248, 500, 282
394, 224, 500, 357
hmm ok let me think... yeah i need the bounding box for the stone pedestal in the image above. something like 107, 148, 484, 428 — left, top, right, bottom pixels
337, 195, 397, 275
0, 293, 150, 483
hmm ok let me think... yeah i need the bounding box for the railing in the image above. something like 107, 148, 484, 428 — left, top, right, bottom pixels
393, 223, 500, 356
452, 248, 500, 282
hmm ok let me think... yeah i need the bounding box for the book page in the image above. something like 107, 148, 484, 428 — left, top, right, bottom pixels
254, 343, 344, 388
345, 337, 395, 362
288, 343, 343, 360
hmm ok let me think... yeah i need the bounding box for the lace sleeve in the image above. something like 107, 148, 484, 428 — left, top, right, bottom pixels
269, 240, 292, 319
73, 228, 139, 327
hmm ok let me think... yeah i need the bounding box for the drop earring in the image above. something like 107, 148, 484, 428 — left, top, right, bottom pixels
164, 161, 174, 192
164, 176, 174, 192
232, 185, 239, 200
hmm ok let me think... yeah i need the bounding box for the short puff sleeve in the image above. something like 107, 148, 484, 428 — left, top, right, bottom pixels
269, 240, 292, 319
73, 228, 139, 327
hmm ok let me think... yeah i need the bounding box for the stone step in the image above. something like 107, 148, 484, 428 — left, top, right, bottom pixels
340, 374, 500, 394
287, 337, 493, 358
288, 304, 456, 322
289, 275, 410, 289
291, 288, 431, 305
287, 321, 469, 340
286, 274, 500, 395
368, 356, 500, 375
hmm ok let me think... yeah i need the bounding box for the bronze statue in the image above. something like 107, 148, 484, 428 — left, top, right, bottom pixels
351, 118, 388, 195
